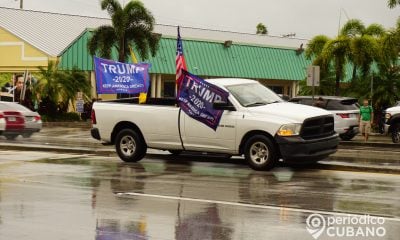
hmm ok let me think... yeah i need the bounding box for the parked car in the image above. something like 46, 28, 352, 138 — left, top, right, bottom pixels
0, 109, 25, 140
0, 101, 42, 139
289, 96, 360, 141
0, 111, 6, 134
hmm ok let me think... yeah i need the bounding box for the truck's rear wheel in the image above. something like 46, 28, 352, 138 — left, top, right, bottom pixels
115, 129, 147, 162
392, 123, 400, 143
244, 135, 278, 170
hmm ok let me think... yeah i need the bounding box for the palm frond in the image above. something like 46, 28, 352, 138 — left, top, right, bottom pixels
364, 24, 386, 37
88, 26, 117, 59
340, 19, 365, 37
305, 35, 330, 59
101, 0, 122, 17
388, 0, 400, 8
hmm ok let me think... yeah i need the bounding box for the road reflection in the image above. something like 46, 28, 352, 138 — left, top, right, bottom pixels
0, 154, 398, 240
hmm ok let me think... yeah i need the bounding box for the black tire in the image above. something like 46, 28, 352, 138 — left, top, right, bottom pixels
339, 133, 356, 141
115, 129, 147, 162
244, 135, 278, 171
22, 133, 33, 138
392, 123, 400, 143
5, 134, 18, 140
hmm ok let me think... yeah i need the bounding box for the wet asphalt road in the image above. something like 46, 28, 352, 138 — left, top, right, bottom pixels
0, 150, 399, 240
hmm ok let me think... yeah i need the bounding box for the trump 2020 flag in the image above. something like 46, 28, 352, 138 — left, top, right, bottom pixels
94, 56, 150, 94
178, 70, 229, 131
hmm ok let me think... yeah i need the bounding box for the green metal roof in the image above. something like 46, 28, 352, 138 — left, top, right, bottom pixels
59, 29, 311, 81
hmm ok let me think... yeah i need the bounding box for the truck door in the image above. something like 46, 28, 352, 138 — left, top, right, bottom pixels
182, 102, 239, 153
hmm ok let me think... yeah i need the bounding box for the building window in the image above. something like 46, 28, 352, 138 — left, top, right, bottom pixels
268, 86, 283, 95
163, 81, 175, 97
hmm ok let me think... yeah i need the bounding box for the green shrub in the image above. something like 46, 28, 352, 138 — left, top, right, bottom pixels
41, 112, 82, 122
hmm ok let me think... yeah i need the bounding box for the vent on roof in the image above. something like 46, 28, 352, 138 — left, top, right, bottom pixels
223, 40, 232, 48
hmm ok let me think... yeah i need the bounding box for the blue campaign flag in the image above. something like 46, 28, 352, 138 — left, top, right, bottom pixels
178, 70, 229, 131
94, 56, 151, 94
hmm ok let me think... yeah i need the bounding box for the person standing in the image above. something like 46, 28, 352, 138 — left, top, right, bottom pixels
359, 99, 374, 142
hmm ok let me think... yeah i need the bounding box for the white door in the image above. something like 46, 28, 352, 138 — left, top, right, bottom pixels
182, 109, 240, 153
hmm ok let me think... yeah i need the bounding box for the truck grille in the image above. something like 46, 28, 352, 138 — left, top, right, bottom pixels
301, 116, 334, 140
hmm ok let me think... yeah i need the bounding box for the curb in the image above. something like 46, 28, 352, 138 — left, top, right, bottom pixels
1, 144, 399, 174
339, 141, 397, 148
311, 162, 400, 175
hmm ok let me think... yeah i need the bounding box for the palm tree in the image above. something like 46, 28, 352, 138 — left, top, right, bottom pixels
35, 61, 61, 105
88, 0, 160, 62
256, 23, 268, 35
35, 61, 91, 116
388, 0, 400, 8
340, 19, 384, 80
305, 35, 330, 71
382, 17, 400, 66
58, 68, 92, 111
321, 36, 351, 96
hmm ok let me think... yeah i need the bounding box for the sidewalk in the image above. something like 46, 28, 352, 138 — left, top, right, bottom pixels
0, 124, 399, 174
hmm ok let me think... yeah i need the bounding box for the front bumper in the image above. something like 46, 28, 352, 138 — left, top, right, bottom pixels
275, 134, 339, 163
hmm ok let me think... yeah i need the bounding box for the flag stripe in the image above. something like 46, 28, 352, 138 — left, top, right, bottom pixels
176, 26, 187, 88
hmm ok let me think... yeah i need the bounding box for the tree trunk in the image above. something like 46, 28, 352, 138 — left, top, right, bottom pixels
335, 75, 340, 96
352, 65, 357, 81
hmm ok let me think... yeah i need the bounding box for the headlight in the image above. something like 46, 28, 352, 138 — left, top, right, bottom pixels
277, 123, 302, 136
385, 113, 391, 120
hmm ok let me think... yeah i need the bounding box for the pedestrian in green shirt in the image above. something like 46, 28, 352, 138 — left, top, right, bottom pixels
359, 99, 374, 142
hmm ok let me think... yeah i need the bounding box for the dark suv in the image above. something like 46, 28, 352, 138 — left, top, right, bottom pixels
289, 96, 360, 141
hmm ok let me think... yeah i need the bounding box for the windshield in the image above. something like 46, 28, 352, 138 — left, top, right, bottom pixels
226, 82, 283, 107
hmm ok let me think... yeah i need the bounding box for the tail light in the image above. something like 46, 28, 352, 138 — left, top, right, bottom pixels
336, 113, 350, 118
0, 113, 4, 119
34, 115, 42, 122
91, 109, 97, 125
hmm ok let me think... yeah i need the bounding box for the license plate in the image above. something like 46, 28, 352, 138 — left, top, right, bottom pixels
8, 116, 16, 121
26, 117, 33, 121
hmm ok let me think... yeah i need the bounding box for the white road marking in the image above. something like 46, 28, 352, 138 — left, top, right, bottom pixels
116, 192, 400, 222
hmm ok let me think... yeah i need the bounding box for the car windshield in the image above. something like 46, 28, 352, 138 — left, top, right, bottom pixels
226, 82, 282, 107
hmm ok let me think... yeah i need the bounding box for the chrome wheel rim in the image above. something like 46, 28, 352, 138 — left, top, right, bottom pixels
249, 141, 269, 165
120, 135, 136, 157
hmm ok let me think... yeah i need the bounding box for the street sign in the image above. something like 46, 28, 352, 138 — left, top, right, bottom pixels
307, 66, 320, 87
76, 99, 84, 113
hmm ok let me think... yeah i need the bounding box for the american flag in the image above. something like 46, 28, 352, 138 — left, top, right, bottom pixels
176, 26, 187, 88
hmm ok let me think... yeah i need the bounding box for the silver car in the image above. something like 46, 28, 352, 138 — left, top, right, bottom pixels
0, 101, 42, 138
289, 96, 360, 141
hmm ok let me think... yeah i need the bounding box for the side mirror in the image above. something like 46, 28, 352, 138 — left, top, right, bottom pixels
213, 101, 236, 111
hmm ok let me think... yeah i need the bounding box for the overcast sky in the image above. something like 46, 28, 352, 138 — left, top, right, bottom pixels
1, 0, 399, 39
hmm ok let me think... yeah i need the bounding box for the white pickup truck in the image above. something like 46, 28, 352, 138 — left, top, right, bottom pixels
384, 104, 400, 143
91, 79, 339, 170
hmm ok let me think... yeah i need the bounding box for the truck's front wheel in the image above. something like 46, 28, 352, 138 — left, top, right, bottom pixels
115, 129, 147, 162
392, 123, 400, 143
244, 135, 278, 170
